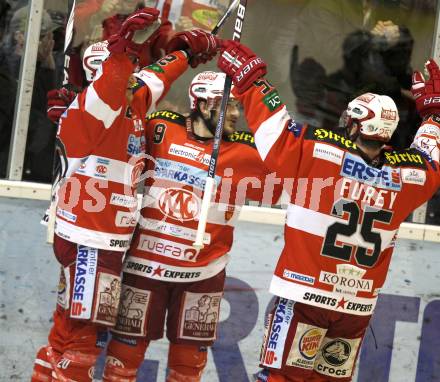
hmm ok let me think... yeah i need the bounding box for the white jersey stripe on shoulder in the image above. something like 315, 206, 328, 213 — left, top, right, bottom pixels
135, 69, 165, 115
286, 204, 397, 251
85, 83, 122, 129
254, 106, 290, 161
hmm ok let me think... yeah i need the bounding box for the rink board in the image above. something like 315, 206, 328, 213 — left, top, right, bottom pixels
0, 197, 439, 381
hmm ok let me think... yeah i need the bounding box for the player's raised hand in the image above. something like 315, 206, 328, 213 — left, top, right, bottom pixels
217, 40, 267, 94
412, 58, 440, 118
107, 7, 160, 58
47, 88, 77, 124
165, 29, 220, 68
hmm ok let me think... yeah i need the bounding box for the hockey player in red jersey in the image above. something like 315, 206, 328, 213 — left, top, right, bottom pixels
100, 70, 282, 382
217, 40, 440, 382
31, 7, 221, 382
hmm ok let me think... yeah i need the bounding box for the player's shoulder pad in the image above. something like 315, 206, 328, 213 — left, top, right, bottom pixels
146, 110, 186, 126
224, 130, 256, 148
383, 148, 428, 169
304, 126, 358, 153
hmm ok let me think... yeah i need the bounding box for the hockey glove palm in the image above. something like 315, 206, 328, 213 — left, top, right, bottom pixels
107, 7, 160, 58
412, 58, 440, 118
218, 40, 267, 94
165, 29, 220, 68
47, 88, 77, 124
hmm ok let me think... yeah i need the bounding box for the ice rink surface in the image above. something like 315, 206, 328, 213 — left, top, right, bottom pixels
1, 197, 439, 381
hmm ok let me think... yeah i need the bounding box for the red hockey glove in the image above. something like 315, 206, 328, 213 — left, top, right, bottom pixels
107, 7, 160, 58
218, 40, 267, 94
47, 88, 77, 124
412, 58, 440, 118
165, 29, 220, 68
146, 19, 173, 63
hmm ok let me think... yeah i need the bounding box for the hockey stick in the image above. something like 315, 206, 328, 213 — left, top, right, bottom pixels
45, 0, 76, 244
193, 0, 248, 249
211, 0, 240, 35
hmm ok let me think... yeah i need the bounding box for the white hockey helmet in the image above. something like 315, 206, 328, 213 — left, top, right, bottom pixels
82, 40, 110, 82
345, 93, 399, 142
189, 71, 235, 110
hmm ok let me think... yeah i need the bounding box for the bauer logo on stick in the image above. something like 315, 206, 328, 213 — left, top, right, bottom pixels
233, 4, 246, 41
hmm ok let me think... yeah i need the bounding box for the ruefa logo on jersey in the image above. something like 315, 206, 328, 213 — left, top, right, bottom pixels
158, 187, 200, 221
115, 211, 137, 227
341, 152, 401, 190
262, 298, 294, 369
127, 134, 146, 155
137, 234, 199, 262
71, 246, 98, 320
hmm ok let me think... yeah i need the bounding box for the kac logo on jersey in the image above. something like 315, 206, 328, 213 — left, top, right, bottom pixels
127, 134, 146, 155
158, 187, 200, 221
341, 152, 401, 191
94, 157, 110, 178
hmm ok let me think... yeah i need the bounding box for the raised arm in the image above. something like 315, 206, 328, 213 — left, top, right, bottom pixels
411, 58, 440, 167
217, 40, 306, 178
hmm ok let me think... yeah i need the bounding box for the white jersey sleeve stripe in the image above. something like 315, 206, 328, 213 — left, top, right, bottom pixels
85, 83, 122, 129
135, 70, 165, 115
254, 106, 290, 161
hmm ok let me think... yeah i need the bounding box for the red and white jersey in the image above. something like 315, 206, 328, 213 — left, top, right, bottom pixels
123, 110, 281, 282
54, 51, 189, 251
237, 79, 440, 316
